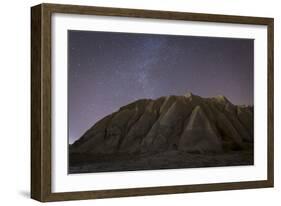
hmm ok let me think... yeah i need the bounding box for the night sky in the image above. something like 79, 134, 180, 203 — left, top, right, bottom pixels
68, 30, 254, 144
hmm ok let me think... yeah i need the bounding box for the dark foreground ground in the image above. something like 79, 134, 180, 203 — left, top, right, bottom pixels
68, 149, 253, 174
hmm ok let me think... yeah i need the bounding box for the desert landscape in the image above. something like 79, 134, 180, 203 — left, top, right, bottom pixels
69, 92, 253, 173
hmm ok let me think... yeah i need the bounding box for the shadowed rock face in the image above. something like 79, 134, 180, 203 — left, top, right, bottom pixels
70, 93, 253, 155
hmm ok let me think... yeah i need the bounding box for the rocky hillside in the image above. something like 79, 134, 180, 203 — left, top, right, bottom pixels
70, 93, 253, 156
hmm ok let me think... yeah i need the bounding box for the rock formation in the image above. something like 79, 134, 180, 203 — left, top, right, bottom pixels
70, 93, 253, 156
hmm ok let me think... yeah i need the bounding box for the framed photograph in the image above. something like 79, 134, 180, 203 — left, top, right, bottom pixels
31, 3, 274, 202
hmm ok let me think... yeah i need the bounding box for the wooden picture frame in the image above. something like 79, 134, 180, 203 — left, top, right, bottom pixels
31, 3, 274, 202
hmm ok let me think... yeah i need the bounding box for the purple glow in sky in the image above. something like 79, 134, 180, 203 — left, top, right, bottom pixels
68, 30, 254, 144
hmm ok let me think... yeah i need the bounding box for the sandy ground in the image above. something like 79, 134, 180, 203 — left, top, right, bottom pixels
69, 149, 253, 174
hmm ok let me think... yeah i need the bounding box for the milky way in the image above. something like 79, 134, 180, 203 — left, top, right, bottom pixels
68, 30, 254, 143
